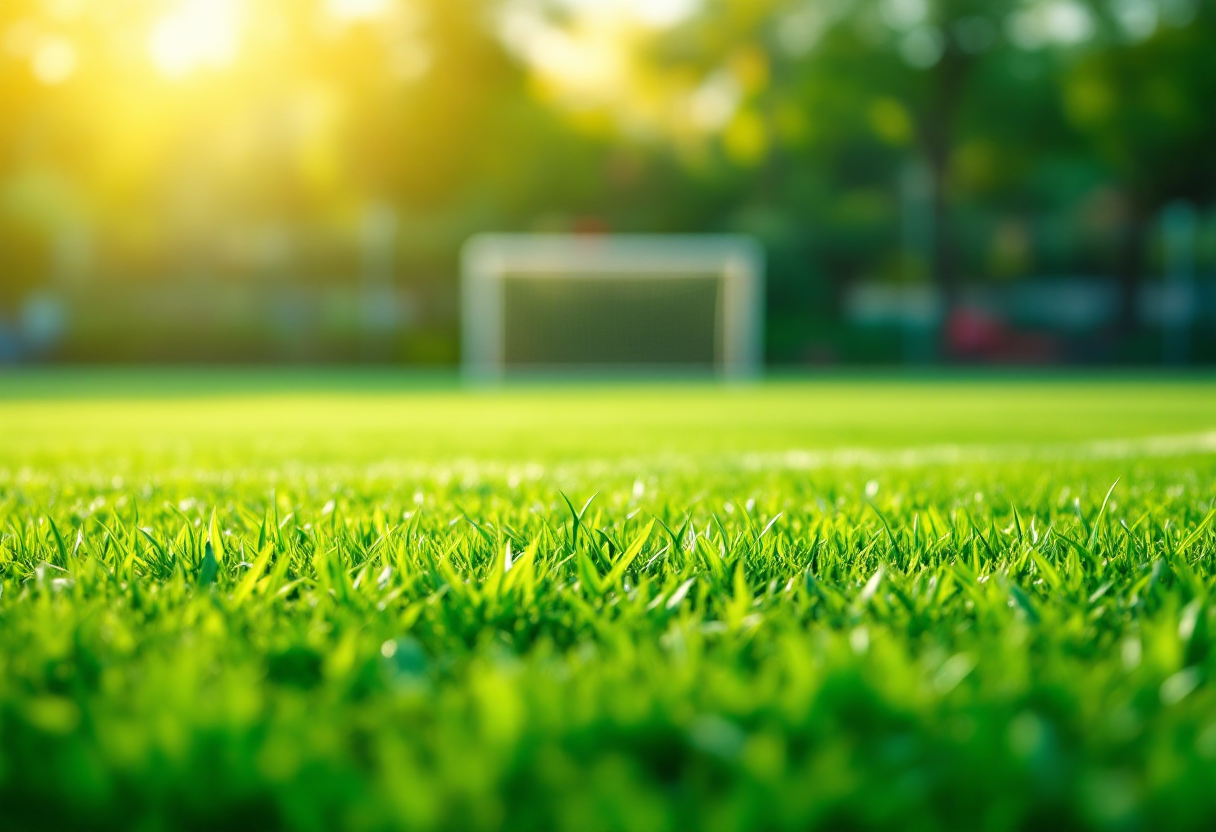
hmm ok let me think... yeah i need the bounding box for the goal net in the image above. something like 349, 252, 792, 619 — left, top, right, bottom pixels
461, 234, 764, 379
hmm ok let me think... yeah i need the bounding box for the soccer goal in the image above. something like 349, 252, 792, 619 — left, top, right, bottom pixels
461, 234, 764, 379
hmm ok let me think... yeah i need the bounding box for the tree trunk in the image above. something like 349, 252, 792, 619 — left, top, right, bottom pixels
924, 48, 968, 317
928, 144, 956, 310
1115, 201, 1149, 336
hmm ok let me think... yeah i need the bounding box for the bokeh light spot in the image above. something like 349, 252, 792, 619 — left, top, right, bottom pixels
148, 0, 241, 79
32, 38, 76, 85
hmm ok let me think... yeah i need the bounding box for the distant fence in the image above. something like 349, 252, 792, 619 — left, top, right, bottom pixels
845, 279, 1215, 330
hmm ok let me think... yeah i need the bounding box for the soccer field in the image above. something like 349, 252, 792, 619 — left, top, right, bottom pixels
2, 373, 1216, 831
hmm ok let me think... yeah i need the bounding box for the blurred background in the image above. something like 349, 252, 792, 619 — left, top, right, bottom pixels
0, 0, 1213, 368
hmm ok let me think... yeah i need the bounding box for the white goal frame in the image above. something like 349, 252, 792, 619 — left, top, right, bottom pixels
461, 234, 764, 379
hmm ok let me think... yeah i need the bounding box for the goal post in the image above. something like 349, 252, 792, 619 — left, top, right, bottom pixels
461, 234, 764, 379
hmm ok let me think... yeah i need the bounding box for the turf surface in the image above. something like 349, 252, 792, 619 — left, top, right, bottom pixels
2, 373, 1216, 831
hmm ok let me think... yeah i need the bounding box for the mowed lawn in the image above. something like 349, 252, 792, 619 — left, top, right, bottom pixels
2, 372, 1216, 831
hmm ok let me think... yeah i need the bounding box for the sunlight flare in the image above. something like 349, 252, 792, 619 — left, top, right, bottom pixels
148, 0, 242, 78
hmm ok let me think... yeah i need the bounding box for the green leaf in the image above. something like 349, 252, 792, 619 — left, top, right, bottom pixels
208, 509, 225, 565
603, 518, 656, 588
232, 543, 274, 604
199, 541, 219, 586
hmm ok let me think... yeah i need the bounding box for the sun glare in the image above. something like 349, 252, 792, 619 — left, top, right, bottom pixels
558, 0, 702, 29
326, 0, 393, 20
148, 0, 242, 79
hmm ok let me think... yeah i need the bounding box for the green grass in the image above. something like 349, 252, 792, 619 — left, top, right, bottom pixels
2, 373, 1216, 831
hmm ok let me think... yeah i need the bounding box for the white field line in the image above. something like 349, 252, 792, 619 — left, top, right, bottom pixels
4, 432, 1216, 489
740, 431, 1216, 473
370, 430, 1216, 483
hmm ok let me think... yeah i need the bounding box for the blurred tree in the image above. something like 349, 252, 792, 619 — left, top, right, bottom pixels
0, 0, 59, 306
622, 0, 1082, 318
769, 0, 1097, 312
1066, 1, 1216, 334
0, 0, 1213, 362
